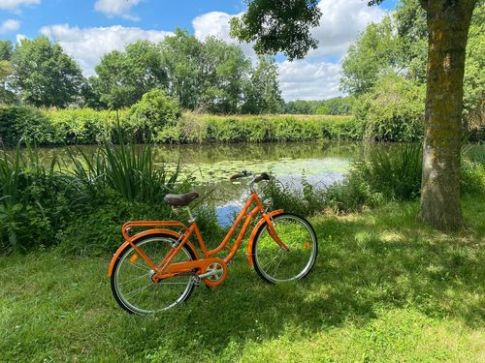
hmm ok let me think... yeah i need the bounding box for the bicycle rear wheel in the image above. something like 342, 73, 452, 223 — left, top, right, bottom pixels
252, 213, 318, 283
111, 234, 196, 315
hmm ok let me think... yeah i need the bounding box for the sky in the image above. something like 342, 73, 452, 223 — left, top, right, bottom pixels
0, 0, 398, 101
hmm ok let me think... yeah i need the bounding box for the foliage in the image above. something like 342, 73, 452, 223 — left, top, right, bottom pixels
160, 29, 206, 110
70, 142, 183, 203
201, 37, 251, 114
0, 141, 214, 253
0, 107, 358, 145
463, 4, 484, 138
0, 60, 15, 104
341, 16, 400, 95
262, 178, 326, 216
0, 40, 13, 61
242, 56, 284, 114
11, 36, 84, 107
0, 106, 53, 145
127, 89, 181, 142
94, 41, 168, 109
285, 97, 354, 115
356, 144, 423, 201
230, 0, 322, 60
342, 0, 483, 129
44, 107, 120, 144
353, 74, 425, 142
0, 146, 85, 253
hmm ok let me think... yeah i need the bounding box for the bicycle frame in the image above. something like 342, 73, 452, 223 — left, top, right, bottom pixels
107, 191, 286, 284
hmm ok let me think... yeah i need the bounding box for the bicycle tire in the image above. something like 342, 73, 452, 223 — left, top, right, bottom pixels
252, 213, 318, 284
111, 234, 197, 315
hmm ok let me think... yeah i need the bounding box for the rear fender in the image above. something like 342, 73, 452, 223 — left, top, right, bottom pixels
107, 229, 199, 277
246, 209, 284, 266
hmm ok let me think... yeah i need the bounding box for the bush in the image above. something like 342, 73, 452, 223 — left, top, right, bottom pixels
0, 106, 53, 146
0, 147, 86, 252
128, 89, 181, 143
354, 74, 425, 142
44, 108, 121, 144
262, 178, 326, 216
0, 142, 220, 254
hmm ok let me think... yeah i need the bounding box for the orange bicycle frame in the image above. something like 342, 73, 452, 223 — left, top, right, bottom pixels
107, 191, 286, 280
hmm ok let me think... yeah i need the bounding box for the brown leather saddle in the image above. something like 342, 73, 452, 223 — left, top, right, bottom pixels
163, 191, 199, 207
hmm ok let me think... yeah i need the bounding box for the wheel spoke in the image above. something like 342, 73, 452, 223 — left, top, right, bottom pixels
253, 214, 317, 283
112, 236, 195, 315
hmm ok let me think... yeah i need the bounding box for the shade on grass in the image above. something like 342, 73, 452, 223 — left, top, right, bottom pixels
0, 197, 484, 362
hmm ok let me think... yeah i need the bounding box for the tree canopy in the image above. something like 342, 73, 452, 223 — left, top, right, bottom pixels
11, 37, 84, 108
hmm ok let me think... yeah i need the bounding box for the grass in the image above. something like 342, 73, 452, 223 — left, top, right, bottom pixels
1, 196, 484, 362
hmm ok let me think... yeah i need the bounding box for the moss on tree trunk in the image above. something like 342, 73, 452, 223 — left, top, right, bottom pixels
419, 0, 476, 231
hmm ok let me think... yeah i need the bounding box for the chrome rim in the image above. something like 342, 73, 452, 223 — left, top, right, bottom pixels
254, 214, 317, 283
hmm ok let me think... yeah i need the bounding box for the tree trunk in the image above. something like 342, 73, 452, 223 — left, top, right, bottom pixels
419, 0, 476, 232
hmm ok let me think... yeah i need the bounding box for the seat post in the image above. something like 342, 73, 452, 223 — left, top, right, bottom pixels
185, 207, 196, 224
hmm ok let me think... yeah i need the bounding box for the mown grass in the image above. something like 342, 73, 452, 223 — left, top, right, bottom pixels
1, 196, 484, 362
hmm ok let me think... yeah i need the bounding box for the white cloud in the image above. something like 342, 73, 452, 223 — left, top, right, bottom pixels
0, 19, 20, 33
279, 61, 342, 101
308, 0, 385, 58
15, 33, 27, 43
94, 0, 141, 20
0, 0, 39, 10
40, 24, 172, 76
192, 11, 256, 60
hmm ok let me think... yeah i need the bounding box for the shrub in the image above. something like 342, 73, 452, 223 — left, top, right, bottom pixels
0, 147, 86, 252
262, 178, 327, 216
356, 144, 423, 200
44, 108, 121, 144
354, 74, 425, 142
0, 106, 53, 146
128, 89, 181, 143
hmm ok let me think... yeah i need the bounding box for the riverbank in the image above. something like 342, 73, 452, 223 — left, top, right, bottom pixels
0, 106, 357, 146
1, 196, 483, 362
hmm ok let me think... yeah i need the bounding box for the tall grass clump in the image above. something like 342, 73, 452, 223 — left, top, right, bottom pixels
70, 141, 183, 203
461, 144, 485, 196
356, 144, 423, 200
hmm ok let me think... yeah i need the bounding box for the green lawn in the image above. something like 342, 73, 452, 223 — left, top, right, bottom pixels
1, 197, 484, 362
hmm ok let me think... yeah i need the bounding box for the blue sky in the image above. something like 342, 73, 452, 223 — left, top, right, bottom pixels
0, 0, 398, 100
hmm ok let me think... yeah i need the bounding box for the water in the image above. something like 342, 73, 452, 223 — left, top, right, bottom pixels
16, 142, 363, 225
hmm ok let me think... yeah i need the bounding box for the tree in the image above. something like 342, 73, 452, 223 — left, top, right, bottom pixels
232, 0, 479, 231
202, 37, 251, 113
341, 16, 399, 95
0, 40, 15, 104
160, 29, 206, 110
95, 40, 168, 109
11, 36, 84, 108
0, 60, 15, 104
0, 40, 13, 61
242, 56, 283, 114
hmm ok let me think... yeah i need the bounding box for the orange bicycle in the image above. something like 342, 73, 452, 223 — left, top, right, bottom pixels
108, 171, 318, 315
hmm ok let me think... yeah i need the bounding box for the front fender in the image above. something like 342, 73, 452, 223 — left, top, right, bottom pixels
246, 209, 284, 266
107, 229, 199, 277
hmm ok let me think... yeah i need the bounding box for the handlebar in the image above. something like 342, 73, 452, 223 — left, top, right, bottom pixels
230, 170, 251, 181
229, 171, 271, 184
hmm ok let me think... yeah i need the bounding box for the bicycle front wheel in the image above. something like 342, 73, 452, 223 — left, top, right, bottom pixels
252, 213, 318, 283
111, 234, 196, 315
